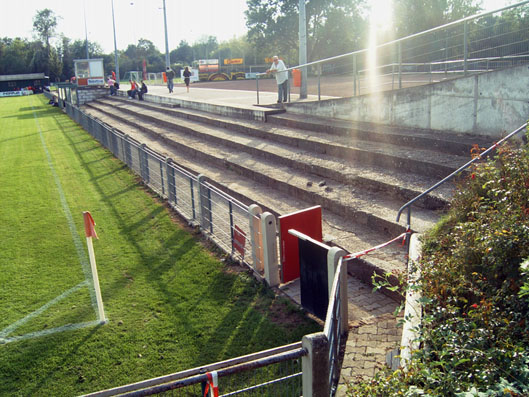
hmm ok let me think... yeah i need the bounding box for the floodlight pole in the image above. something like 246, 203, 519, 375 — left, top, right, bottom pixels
299, 0, 307, 99
163, 0, 170, 68
111, 0, 120, 82
84, 0, 90, 59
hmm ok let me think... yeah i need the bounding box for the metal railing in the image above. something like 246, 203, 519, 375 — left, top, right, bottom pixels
324, 257, 346, 396
65, 103, 261, 272
397, 122, 528, 231
64, 101, 359, 396
82, 343, 305, 396
256, 0, 529, 102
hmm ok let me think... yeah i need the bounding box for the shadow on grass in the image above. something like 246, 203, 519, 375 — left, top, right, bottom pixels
2, 107, 57, 120
0, 132, 40, 144
4, 97, 318, 394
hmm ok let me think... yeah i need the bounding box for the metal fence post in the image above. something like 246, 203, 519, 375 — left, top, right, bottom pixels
165, 158, 176, 203
398, 41, 402, 89
124, 135, 132, 168
302, 332, 329, 397
229, 201, 234, 255
353, 54, 357, 96
261, 211, 279, 287
256, 76, 260, 105
140, 144, 150, 183
248, 204, 263, 272
159, 158, 165, 196
317, 64, 321, 101
327, 248, 348, 334
190, 178, 196, 220
464, 20, 468, 75
198, 174, 212, 232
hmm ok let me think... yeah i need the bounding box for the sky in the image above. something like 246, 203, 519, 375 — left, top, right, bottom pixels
1, 0, 249, 53
0, 0, 518, 54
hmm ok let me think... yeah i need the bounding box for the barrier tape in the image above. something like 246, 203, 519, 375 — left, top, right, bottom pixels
343, 232, 408, 261
203, 371, 219, 397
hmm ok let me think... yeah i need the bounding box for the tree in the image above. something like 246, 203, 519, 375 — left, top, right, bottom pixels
33, 9, 58, 76
0, 38, 33, 75
393, 0, 481, 37
58, 36, 74, 80
192, 36, 219, 60
171, 40, 194, 65
245, 0, 366, 65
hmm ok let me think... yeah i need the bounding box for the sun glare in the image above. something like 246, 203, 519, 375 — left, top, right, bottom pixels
366, 0, 393, 114
369, 0, 393, 30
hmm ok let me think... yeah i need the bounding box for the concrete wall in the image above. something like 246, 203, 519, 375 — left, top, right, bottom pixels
286, 65, 529, 138
118, 90, 277, 122
77, 87, 109, 105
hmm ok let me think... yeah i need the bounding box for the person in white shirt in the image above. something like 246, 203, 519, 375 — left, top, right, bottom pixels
267, 55, 288, 103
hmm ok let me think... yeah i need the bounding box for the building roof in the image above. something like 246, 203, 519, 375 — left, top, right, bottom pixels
0, 73, 47, 82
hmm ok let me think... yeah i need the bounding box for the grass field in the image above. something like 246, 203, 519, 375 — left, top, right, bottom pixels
0, 95, 320, 396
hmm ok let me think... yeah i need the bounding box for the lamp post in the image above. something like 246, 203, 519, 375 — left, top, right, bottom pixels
111, 0, 120, 82
84, 0, 89, 59
163, 0, 170, 68
299, 0, 307, 99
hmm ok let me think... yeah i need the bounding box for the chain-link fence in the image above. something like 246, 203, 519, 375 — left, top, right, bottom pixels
65, 103, 260, 272
64, 102, 346, 397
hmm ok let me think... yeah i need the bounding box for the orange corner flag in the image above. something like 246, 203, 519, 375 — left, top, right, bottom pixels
83, 211, 99, 239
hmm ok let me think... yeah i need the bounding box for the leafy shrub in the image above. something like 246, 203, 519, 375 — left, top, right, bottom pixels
348, 140, 529, 396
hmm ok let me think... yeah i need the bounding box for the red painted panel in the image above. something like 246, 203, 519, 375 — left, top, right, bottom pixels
279, 206, 322, 283
233, 225, 246, 258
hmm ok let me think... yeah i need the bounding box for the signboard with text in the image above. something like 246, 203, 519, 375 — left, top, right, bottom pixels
74, 59, 105, 86
223, 58, 244, 65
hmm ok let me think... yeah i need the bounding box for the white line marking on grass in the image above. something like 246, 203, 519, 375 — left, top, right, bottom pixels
0, 97, 107, 344
0, 280, 88, 339
0, 320, 103, 344
30, 98, 98, 314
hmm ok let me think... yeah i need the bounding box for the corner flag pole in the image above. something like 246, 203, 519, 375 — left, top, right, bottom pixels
83, 211, 106, 323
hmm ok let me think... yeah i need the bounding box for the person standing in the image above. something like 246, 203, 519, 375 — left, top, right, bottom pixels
107, 75, 116, 96
183, 66, 192, 93
267, 55, 288, 103
166, 67, 175, 93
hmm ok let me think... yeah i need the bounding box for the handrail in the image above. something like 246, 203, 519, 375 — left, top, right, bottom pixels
82, 342, 303, 396
275, 0, 529, 76
255, 0, 529, 102
396, 123, 528, 230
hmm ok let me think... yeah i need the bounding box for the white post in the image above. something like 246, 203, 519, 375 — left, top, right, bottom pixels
261, 212, 280, 287
327, 247, 347, 334
248, 204, 263, 272
302, 332, 329, 396
83, 211, 106, 323
401, 233, 422, 369
86, 236, 106, 323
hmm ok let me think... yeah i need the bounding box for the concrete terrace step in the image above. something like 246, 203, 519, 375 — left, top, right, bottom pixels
267, 111, 495, 156
85, 101, 439, 237
104, 97, 467, 180
80, 104, 409, 283
94, 97, 462, 207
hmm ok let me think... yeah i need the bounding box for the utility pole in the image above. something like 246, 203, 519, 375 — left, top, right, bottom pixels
111, 0, 120, 82
299, 0, 307, 99
163, 0, 170, 68
84, 0, 89, 59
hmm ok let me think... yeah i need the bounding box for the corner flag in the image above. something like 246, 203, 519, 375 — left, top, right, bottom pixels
83, 211, 99, 239
83, 211, 106, 323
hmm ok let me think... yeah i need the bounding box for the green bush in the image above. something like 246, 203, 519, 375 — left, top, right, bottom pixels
348, 140, 529, 396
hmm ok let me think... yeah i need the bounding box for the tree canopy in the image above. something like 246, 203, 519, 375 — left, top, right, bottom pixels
1, 3, 525, 82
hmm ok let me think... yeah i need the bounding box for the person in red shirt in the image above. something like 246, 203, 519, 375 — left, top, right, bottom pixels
127, 80, 137, 99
